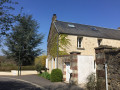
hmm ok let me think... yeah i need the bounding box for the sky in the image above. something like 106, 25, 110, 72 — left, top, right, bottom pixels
0, 0, 120, 55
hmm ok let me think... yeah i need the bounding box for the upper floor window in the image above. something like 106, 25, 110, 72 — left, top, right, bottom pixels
77, 37, 83, 48
98, 39, 102, 46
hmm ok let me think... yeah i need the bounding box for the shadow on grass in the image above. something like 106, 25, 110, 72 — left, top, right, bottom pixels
0, 81, 41, 90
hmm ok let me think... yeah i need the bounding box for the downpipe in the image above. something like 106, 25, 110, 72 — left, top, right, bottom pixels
105, 63, 108, 90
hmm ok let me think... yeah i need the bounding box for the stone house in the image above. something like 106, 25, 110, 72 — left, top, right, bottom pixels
46, 14, 120, 85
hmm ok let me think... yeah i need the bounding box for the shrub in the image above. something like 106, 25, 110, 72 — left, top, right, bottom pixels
86, 73, 106, 90
50, 69, 63, 82
35, 63, 46, 73
35, 55, 47, 73
40, 72, 51, 80
86, 73, 96, 90
35, 64, 42, 73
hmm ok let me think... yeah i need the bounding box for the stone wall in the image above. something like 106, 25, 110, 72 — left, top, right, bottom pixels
95, 45, 120, 90
105, 49, 120, 89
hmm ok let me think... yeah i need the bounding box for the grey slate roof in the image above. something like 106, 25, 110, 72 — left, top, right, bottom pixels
54, 20, 120, 40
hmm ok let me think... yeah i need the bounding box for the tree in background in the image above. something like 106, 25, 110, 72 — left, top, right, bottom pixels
35, 55, 47, 67
35, 55, 47, 73
2, 15, 44, 66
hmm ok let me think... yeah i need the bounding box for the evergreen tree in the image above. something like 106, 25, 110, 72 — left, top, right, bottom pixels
2, 15, 44, 66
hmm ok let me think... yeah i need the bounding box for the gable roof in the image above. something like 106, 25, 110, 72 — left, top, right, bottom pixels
54, 20, 120, 40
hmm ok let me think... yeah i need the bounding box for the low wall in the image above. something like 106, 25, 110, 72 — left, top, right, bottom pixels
0, 70, 38, 76
0, 71, 12, 76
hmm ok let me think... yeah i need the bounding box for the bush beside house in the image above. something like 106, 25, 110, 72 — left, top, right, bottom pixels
86, 73, 96, 90
39, 72, 51, 80
50, 69, 63, 82
38, 69, 63, 82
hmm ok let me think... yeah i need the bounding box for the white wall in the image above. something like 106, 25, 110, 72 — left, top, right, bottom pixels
77, 55, 96, 85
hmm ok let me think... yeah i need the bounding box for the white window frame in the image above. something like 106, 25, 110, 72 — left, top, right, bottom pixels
77, 37, 83, 48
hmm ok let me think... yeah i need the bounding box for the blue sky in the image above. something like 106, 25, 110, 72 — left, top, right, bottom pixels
0, 0, 120, 55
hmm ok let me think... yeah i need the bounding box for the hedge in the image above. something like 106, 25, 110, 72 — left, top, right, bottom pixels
0, 66, 36, 71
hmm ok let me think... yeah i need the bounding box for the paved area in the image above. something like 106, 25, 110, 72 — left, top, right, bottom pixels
0, 75, 84, 90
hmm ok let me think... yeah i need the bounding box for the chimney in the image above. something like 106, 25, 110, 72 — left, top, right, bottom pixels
52, 14, 57, 22
117, 27, 120, 30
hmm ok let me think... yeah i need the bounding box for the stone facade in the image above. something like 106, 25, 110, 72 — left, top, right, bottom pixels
48, 29, 120, 60
65, 35, 120, 59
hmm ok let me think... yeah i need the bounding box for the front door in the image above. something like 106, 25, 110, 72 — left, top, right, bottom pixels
66, 62, 70, 82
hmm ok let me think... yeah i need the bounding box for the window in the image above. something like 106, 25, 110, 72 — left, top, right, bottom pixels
98, 39, 102, 46
77, 37, 83, 48
68, 24, 75, 27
